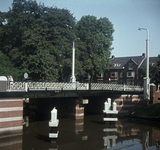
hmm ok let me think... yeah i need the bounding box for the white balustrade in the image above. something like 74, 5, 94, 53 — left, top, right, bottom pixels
7, 81, 143, 92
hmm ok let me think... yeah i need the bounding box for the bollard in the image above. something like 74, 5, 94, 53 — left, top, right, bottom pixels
104, 101, 108, 112
103, 98, 118, 123
107, 98, 111, 110
113, 102, 117, 112
49, 107, 59, 139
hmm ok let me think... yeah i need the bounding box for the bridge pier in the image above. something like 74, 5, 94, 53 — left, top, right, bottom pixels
68, 99, 84, 120
0, 97, 23, 137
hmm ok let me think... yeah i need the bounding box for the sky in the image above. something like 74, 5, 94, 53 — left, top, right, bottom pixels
0, 0, 160, 57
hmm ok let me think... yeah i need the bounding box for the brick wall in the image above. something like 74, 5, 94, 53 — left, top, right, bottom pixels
112, 94, 147, 116
0, 98, 23, 137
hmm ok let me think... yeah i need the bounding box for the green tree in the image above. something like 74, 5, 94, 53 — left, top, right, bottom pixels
152, 55, 160, 86
0, 51, 22, 80
75, 16, 114, 81
1, 0, 76, 81
138, 54, 160, 86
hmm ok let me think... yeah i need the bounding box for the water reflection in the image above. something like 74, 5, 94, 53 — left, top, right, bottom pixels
0, 134, 22, 150
0, 114, 160, 150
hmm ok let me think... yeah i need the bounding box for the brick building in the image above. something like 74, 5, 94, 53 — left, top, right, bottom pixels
95, 53, 159, 86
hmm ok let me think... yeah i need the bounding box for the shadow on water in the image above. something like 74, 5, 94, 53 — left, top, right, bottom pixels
130, 117, 160, 129
36, 134, 50, 143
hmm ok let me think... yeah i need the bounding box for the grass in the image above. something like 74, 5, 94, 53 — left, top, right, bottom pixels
129, 103, 160, 119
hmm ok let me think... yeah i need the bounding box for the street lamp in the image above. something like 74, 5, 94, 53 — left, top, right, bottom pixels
71, 37, 80, 83
138, 28, 150, 101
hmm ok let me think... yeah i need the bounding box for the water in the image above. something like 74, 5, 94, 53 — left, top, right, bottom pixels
1, 113, 160, 150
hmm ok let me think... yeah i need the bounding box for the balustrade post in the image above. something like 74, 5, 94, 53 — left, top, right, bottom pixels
124, 84, 125, 91
25, 82, 28, 92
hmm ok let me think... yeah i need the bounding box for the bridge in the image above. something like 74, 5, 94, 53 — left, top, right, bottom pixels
6, 81, 143, 92
0, 80, 146, 138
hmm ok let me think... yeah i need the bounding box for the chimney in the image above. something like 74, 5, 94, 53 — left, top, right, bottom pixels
142, 53, 145, 58
112, 55, 115, 59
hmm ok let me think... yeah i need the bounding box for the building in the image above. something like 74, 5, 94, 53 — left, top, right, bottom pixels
99, 53, 159, 86
102, 53, 145, 85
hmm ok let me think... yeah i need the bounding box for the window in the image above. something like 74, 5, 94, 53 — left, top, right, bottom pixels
127, 80, 134, 85
114, 64, 121, 67
120, 73, 123, 78
128, 63, 133, 70
97, 73, 103, 77
127, 72, 135, 77
110, 72, 118, 78
151, 63, 155, 66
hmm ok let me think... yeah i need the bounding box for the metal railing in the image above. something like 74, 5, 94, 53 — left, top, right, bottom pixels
6, 81, 143, 92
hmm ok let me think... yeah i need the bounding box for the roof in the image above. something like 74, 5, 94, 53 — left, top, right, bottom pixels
140, 56, 159, 68
109, 54, 145, 69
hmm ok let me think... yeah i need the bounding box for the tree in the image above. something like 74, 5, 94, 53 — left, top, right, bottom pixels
138, 54, 160, 86
75, 15, 114, 81
152, 55, 160, 86
1, 0, 76, 81
0, 51, 22, 80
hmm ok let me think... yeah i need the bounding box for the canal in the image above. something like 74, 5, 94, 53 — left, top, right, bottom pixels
1, 112, 160, 150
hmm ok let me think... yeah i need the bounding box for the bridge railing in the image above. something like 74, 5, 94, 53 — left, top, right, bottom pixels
6, 81, 143, 92
7, 82, 26, 92
90, 83, 143, 91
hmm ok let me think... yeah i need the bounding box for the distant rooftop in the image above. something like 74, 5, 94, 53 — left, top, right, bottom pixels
110, 53, 146, 69
140, 56, 159, 68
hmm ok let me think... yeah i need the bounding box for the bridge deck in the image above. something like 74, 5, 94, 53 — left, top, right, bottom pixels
5, 82, 143, 93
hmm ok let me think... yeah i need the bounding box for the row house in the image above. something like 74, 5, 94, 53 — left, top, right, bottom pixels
85, 53, 159, 86
103, 53, 146, 85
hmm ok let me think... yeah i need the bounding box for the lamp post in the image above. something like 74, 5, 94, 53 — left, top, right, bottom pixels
138, 28, 150, 101
71, 37, 80, 83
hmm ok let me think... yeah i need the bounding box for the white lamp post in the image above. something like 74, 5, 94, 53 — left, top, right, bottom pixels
71, 37, 80, 83
138, 28, 150, 101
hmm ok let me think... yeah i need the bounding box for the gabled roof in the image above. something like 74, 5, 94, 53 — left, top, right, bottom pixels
140, 56, 159, 68
109, 54, 145, 69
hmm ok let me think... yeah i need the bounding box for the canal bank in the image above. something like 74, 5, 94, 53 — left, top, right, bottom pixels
129, 102, 160, 122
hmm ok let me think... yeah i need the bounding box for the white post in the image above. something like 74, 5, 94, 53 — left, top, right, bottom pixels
104, 101, 108, 112
49, 107, 59, 127
138, 28, 150, 100
146, 29, 150, 100
113, 102, 117, 112
71, 38, 80, 83
25, 83, 28, 92
107, 98, 111, 110
71, 41, 76, 83
51, 108, 57, 122
49, 107, 59, 139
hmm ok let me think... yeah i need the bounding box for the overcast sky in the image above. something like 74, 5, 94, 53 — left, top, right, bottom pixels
1, 0, 160, 57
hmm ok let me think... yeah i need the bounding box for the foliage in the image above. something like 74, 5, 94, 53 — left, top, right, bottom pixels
1, 0, 77, 81
138, 54, 160, 86
153, 54, 160, 85
129, 103, 160, 119
0, 0, 114, 82
75, 16, 114, 81
0, 51, 22, 80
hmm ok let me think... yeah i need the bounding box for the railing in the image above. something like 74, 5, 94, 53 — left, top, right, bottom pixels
6, 81, 143, 92
90, 83, 143, 91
